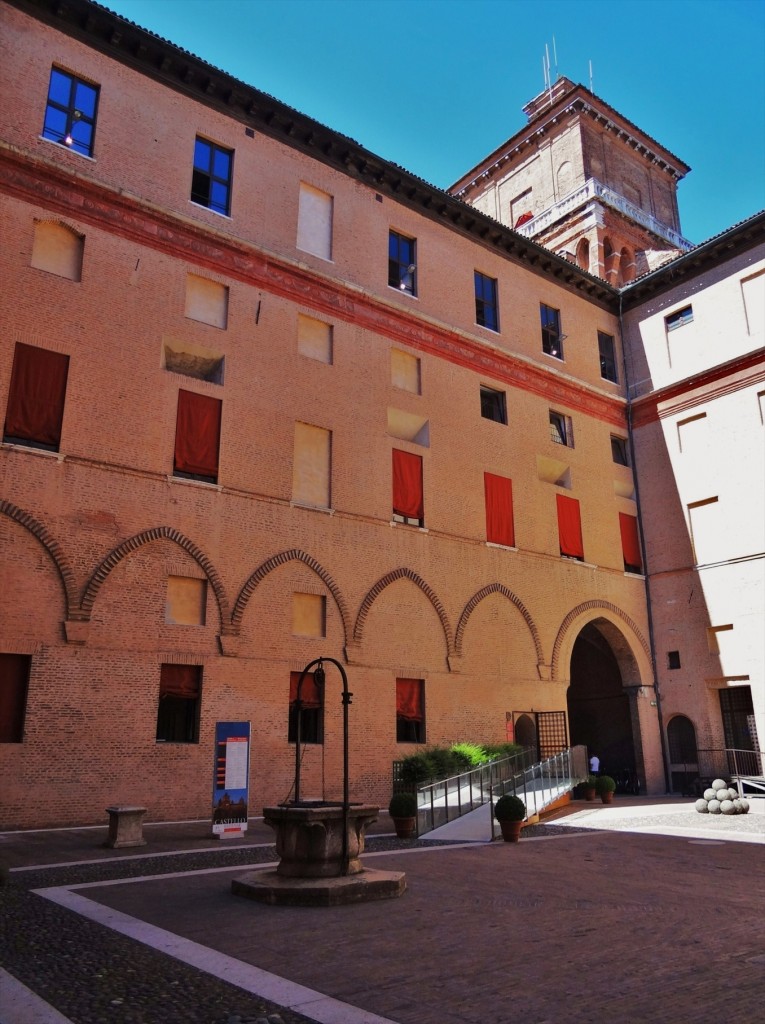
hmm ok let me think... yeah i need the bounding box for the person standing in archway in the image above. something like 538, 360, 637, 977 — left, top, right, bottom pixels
589, 753, 600, 775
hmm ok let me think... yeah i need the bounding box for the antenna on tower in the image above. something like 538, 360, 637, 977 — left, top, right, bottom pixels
589, 59, 594, 93
552, 35, 558, 80
545, 44, 553, 103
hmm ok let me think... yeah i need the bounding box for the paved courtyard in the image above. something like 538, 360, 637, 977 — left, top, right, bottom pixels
1, 798, 763, 1024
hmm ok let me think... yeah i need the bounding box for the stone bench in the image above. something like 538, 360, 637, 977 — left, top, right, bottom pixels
105, 805, 147, 848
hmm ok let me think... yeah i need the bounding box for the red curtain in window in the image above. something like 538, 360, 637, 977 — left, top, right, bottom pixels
159, 664, 200, 700
4, 343, 69, 446
174, 390, 221, 478
396, 678, 423, 722
392, 449, 423, 519
0, 654, 30, 743
619, 513, 642, 571
556, 494, 584, 559
484, 472, 515, 547
289, 671, 321, 709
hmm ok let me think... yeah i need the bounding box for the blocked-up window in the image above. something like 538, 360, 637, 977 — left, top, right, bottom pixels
3, 343, 69, 452
677, 413, 706, 453
707, 624, 734, 655
557, 494, 584, 560
156, 664, 201, 743
292, 423, 331, 508
165, 577, 207, 625
185, 274, 229, 329
687, 497, 719, 564
292, 593, 326, 638
0, 654, 31, 743
391, 349, 421, 394
741, 271, 764, 336
297, 183, 333, 260
297, 314, 333, 364
173, 389, 222, 483
619, 512, 642, 574
31, 222, 84, 281
387, 408, 429, 447
485, 472, 515, 547
396, 678, 425, 743
289, 671, 323, 744
42, 67, 99, 156
392, 449, 423, 526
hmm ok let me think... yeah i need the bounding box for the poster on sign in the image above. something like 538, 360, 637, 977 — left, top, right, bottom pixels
212, 721, 251, 838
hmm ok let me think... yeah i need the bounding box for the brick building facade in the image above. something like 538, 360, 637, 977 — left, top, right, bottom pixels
0, 0, 761, 828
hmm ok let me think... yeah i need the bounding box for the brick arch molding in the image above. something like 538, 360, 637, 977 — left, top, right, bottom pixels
79, 527, 231, 626
0, 499, 79, 618
231, 549, 350, 643
550, 601, 651, 681
353, 568, 454, 656
455, 583, 544, 664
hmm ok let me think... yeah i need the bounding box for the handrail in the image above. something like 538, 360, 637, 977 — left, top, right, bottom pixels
490, 746, 589, 840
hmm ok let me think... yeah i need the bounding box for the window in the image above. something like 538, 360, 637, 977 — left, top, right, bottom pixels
707, 624, 733, 655
3, 343, 69, 452
289, 671, 323, 744
391, 348, 420, 394
687, 497, 719, 564
388, 231, 416, 295
292, 593, 326, 638
396, 678, 425, 743
484, 473, 515, 547
541, 303, 563, 358
677, 413, 706, 453
475, 272, 499, 331
392, 449, 424, 526
387, 408, 429, 446
611, 436, 629, 466
556, 494, 584, 560
297, 183, 333, 260
0, 654, 31, 743
619, 513, 642, 574
42, 67, 98, 157
292, 423, 331, 508
185, 274, 229, 329
156, 664, 201, 743
741, 271, 765, 336
598, 331, 618, 383
665, 305, 693, 332
191, 137, 233, 216
667, 651, 681, 670
480, 386, 507, 425
549, 411, 573, 447
173, 389, 222, 483
165, 577, 207, 625
298, 314, 333, 364
31, 222, 84, 281
163, 340, 224, 384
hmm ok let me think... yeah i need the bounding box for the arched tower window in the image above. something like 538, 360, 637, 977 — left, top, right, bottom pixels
576, 238, 590, 272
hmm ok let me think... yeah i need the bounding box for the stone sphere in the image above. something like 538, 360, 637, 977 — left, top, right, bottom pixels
712, 779, 728, 792
707, 799, 721, 814
726, 789, 739, 802
740, 799, 750, 814
720, 800, 736, 815
733, 800, 743, 813
695, 799, 709, 813
703, 788, 717, 801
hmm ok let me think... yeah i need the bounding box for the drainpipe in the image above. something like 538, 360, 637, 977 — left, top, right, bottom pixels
619, 291, 672, 793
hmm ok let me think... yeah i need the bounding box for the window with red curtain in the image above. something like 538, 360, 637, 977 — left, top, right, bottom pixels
3, 343, 69, 451
288, 670, 323, 744
396, 677, 425, 743
484, 472, 515, 547
619, 512, 643, 573
156, 664, 201, 743
0, 654, 31, 743
392, 449, 423, 524
556, 494, 584, 560
174, 389, 221, 482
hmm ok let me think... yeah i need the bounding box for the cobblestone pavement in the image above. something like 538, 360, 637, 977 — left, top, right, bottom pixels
1, 802, 763, 1024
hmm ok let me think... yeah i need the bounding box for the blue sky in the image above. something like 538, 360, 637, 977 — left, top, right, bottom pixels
103, 0, 765, 244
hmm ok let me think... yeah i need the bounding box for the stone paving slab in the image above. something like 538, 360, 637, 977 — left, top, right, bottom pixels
54, 828, 765, 1024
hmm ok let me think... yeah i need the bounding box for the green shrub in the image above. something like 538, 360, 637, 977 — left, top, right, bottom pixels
400, 742, 526, 786
596, 774, 616, 794
388, 792, 418, 818
482, 742, 525, 762
584, 775, 598, 789
493, 794, 526, 821
450, 742, 485, 769
400, 753, 433, 784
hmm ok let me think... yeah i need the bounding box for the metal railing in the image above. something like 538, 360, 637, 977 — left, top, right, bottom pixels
490, 745, 589, 840
670, 748, 764, 796
413, 749, 534, 836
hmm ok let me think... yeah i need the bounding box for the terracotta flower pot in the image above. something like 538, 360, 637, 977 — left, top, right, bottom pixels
584, 787, 597, 801
600, 791, 614, 804
499, 819, 523, 842
392, 816, 417, 839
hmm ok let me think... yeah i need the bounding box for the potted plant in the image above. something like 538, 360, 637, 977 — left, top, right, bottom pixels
582, 775, 598, 801
493, 793, 526, 842
597, 775, 616, 804
388, 792, 418, 839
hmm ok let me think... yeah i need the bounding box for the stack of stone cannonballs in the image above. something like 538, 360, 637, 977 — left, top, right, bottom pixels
695, 778, 750, 815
